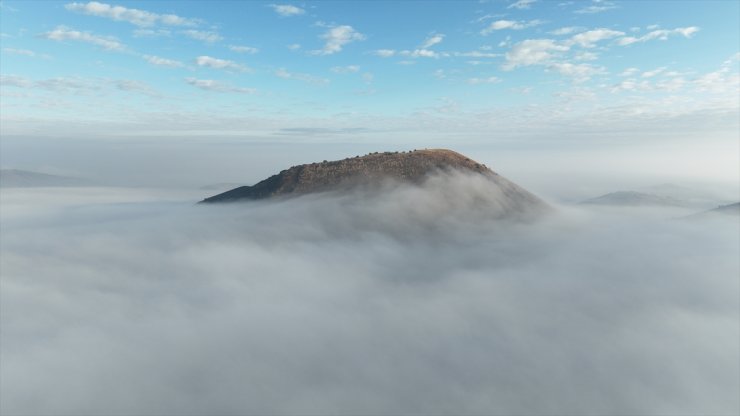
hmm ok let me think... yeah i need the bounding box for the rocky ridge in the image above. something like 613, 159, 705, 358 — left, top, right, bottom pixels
201, 149, 543, 209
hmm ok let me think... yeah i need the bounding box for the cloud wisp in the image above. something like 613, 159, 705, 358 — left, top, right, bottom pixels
40, 26, 126, 51
195, 56, 248, 72
275, 68, 329, 85
481, 19, 543, 35
182, 29, 223, 43
144, 55, 185, 68
65, 1, 199, 27
618, 26, 700, 45
185, 77, 255, 94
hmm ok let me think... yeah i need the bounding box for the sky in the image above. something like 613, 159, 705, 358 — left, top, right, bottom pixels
0, 0, 738, 189
1, 3, 739, 414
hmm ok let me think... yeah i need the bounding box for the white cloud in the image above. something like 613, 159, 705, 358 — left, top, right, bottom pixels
373, 43, 448, 61
548, 62, 606, 81
467, 76, 501, 85
567, 28, 624, 47
229, 45, 259, 54
3, 48, 34, 57
421, 34, 445, 48
654, 76, 686, 92
312, 25, 365, 55
694, 70, 738, 93
143, 55, 184, 68
160, 14, 195, 26
35, 78, 98, 92
502, 39, 569, 70
330, 65, 361, 74
1, 75, 158, 95
373, 49, 396, 57
693, 56, 740, 93
610, 74, 689, 93
400, 49, 441, 58
65, 2, 197, 27
133, 28, 171, 37
185, 77, 256, 94
575, 0, 618, 14
268, 4, 305, 16
574, 51, 598, 61
275, 68, 329, 85
195, 56, 248, 72
182, 30, 223, 43
641, 67, 666, 78
40, 26, 125, 51
617, 27, 699, 46
113, 79, 158, 96
454, 51, 501, 58
619, 67, 639, 77
2, 48, 50, 59
550, 26, 582, 35
481, 19, 543, 35
287, 43, 301, 50
617, 37, 638, 45
474, 13, 506, 23
65, 1, 156, 26
610, 78, 641, 92
508, 0, 536, 9
0, 74, 34, 88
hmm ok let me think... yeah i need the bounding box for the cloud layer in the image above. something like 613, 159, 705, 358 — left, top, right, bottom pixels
1, 174, 737, 415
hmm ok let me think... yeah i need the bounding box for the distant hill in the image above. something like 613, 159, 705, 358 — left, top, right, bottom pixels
710, 202, 740, 215
640, 183, 731, 207
0, 169, 91, 188
685, 202, 740, 219
200, 149, 549, 216
580, 191, 686, 207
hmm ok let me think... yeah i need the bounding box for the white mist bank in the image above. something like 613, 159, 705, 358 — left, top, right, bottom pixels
1, 177, 738, 415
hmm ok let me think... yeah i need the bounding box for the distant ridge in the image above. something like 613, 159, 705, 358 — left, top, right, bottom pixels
0, 169, 91, 188
684, 202, 740, 219
580, 191, 685, 207
201, 149, 547, 214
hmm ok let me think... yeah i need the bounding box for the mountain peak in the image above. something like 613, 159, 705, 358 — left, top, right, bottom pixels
200, 149, 541, 210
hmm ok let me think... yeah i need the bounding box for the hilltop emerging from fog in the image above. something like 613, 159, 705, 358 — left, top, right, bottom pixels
201, 148, 546, 210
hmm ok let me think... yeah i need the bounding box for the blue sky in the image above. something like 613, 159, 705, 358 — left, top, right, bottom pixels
0, 0, 738, 152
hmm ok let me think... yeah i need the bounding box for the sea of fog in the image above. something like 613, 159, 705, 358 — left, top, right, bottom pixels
1, 176, 738, 415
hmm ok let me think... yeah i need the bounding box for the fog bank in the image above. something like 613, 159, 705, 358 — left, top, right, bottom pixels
1, 176, 738, 415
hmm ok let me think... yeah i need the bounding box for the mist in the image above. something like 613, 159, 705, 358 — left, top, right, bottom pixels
2, 135, 738, 202
1, 173, 738, 415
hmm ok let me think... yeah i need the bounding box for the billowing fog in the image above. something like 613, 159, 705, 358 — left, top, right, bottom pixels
1, 172, 737, 415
